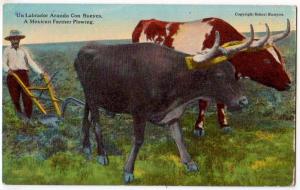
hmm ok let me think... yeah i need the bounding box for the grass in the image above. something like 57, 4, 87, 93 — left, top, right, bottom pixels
2, 106, 295, 186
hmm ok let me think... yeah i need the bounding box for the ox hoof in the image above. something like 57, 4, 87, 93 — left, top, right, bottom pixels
83, 147, 92, 160
221, 126, 233, 134
193, 128, 205, 137
97, 155, 109, 165
124, 172, 134, 184
185, 161, 199, 172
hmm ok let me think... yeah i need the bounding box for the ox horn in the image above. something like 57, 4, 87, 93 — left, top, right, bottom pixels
192, 30, 220, 63
250, 23, 270, 48
219, 24, 254, 55
270, 19, 290, 43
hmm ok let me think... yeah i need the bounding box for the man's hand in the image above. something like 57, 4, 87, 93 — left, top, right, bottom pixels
8, 69, 13, 75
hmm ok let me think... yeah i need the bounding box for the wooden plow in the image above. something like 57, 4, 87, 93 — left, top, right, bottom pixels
11, 72, 63, 117
10, 72, 85, 126
9, 71, 114, 127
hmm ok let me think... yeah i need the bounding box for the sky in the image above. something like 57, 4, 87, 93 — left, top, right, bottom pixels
2, 4, 296, 45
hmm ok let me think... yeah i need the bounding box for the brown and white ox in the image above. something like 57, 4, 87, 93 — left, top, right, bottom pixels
132, 17, 291, 136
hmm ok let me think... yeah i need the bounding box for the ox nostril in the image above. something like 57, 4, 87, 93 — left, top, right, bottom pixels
238, 96, 248, 107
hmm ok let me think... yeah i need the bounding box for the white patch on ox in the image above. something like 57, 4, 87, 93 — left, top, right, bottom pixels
172, 20, 213, 55
165, 23, 172, 36
153, 35, 165, 45
139, 21, 153, 42
139, 22, 170, 45
267, 47, 281, 64
139, 33, 149, 43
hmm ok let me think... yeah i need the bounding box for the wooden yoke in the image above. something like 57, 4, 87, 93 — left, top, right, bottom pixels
185, 40, 272, 70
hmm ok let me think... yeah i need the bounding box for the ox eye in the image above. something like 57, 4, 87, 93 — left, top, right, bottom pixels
263, 58, 271, 64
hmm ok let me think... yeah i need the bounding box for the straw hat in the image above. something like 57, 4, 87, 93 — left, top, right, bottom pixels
5, 30, 25, 41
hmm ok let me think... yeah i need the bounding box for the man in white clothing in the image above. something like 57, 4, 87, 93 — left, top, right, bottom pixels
3, 30, 44, 119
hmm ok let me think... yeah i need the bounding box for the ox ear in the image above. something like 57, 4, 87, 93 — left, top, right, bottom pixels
192, 31, 221, 63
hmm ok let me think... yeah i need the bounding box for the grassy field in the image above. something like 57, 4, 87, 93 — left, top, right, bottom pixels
2, 104, 295, 185
2, 32, 296, 185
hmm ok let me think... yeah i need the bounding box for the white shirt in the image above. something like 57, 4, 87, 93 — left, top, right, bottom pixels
3, 46, 43, 74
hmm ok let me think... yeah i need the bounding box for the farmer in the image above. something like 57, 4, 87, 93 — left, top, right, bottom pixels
3, 30, 44, 119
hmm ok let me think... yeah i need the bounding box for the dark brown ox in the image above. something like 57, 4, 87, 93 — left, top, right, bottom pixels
74, 38, 248, 183
132, 18, 291, 136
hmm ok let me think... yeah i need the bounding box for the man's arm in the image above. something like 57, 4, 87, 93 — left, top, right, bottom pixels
3, 48, 10, 72
23, 47, 43, 74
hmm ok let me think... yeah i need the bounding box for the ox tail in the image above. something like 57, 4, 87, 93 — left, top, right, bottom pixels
74, 47, 97, 84
74, 49, 88, 75
74, 57, 80, 75
74, 52, 83, 80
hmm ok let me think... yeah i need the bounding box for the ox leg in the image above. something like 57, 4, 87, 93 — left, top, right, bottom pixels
169, 120, 198, 172
90, 107, 108, 165
124, 115, 146, 184
216, 102, 232, 134
194, 99, 209, 137
82, 104, 92, 159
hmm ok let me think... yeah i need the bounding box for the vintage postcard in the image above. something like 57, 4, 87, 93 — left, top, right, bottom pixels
1, 3, 297, 187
